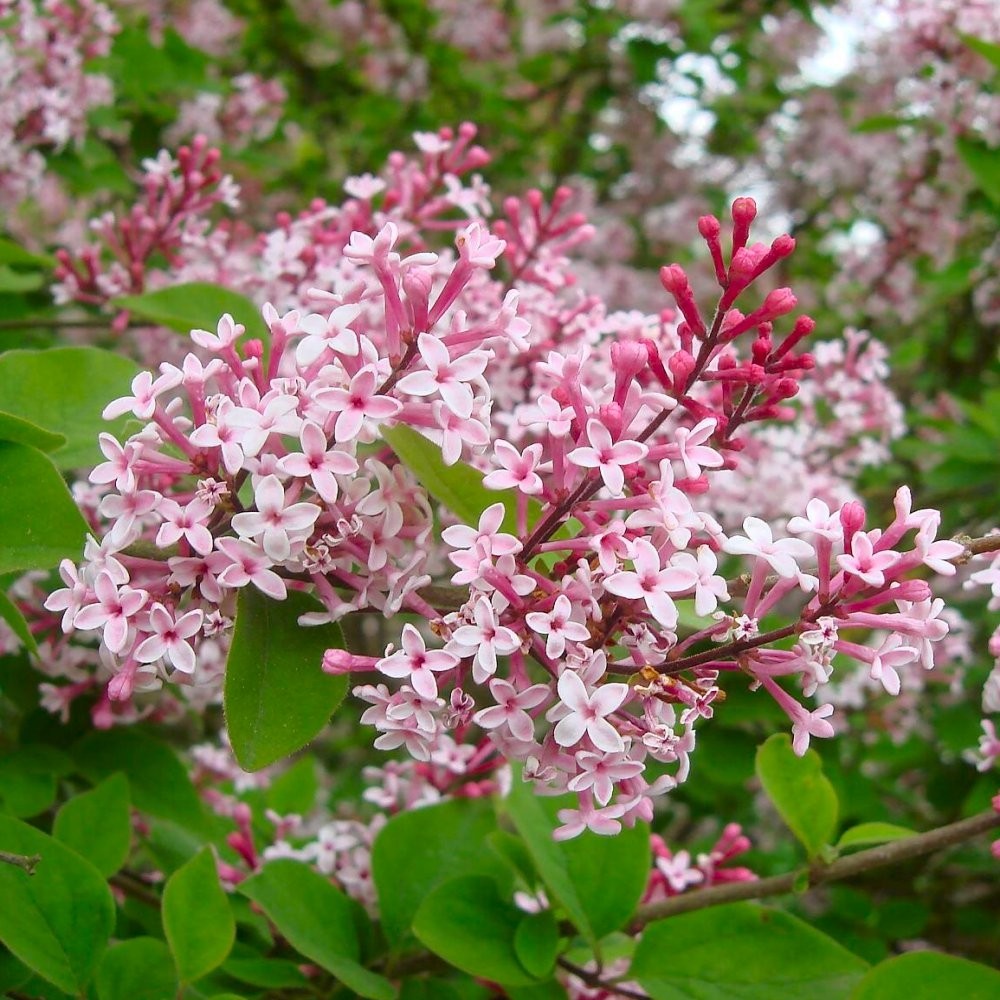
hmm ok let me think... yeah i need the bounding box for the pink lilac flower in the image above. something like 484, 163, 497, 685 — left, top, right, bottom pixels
525, 595, 591, 660
377, 624, 460, 699
231, 475, 320, 562
567, 419, 648, 496
135, 604, 204, 674
548, 670, 630, 753
473, 679, 549, 741
604, 539, 699, 629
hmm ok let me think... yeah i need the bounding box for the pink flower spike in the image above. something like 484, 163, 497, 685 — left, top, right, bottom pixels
279, 421, 359, 503
231, 475, 320, 562
567, 419, 648, 496
550, 670, 629, 753
723, 517, 813, 579
483, 441, 545, 495
604, 539, 698, 629
377, 624, 459, 699
135, 603, 203, 674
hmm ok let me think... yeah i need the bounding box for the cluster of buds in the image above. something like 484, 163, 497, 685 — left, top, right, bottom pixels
53, 136, 240, 318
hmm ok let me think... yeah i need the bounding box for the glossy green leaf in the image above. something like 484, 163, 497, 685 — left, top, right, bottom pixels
0, 442, 88, 575
53, 772, 132, 877
836, 822, 916, 852
222, 956, 309, 989
162, 848, 236, 984
115, 282, 266, 339
0, 347, 141, 469
239, 859, 395, 999
957, 138, 1000, 206
413, 875, 539, 987
0, 588, 36, 654
372, 798, 507, 946
0, 237, 55, 268
631, 903, 869, 999
513, 909, 559, 980
224, 588, 348, 770
851, 951, 1000, 999
0, 815, 115, 995
0, 411, 66, 453
0, 265, 43, 292
960, 34, 1000, 70
504, 771, 649, 942
96, 938, 177, 1000
756, 733, 838, 857
265, 754, 319, 815
0, 748, 58, 818
74, 728, 209, 834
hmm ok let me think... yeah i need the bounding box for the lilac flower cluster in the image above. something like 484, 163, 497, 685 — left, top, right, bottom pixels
38, 181, 970, 839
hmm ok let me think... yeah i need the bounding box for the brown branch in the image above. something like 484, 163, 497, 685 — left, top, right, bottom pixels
0, 850, 41, 875
631, 808, 1000, 930
110, 870, 162, 908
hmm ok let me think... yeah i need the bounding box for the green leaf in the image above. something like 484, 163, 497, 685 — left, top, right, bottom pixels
0, 347, 141, 469
413, 875, 539, 986
513, 910, 559, 980
265, 754, 319, 815
372, 798, 507, 946
383, 423, 522, 533
0, 747, 59, 817
0, 442, 88, 575
0, 815, 115, 995
162, 848, 236, 984
224, 588, 348, 770
851, 951, 1000, 999
96, 938, 177, 1000
503, 771, 650, 943
0, 411, 66, 453
74, 728, 210, 835
239, 859, 395, 999
631, 903, 869, 1000
956, 137, 1000, 206
836, 822, 916, 852
0, 265, 43, 292
755, 733, 839, 857
960, 33, 1000, 70
0, 237, 55, 269
114, 282, 266, 340
53, 772, 132, 877
503, 774, 593, 942
222, 956, 309, 989
0, 587, 35, 654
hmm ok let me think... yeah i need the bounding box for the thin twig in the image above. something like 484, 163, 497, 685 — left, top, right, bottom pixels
557, 956, 649, 999
0, 850, 41, 875
631, 808, 1000, 930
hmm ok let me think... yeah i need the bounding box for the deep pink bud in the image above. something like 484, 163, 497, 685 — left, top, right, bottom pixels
731, 197, 757, 253
611, 340, 648, 402
660, 265, 705, 336
668, 349, 697, 392
698, 215, 721, 240
761, 288, 797, 320
840, 501, 866, 543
